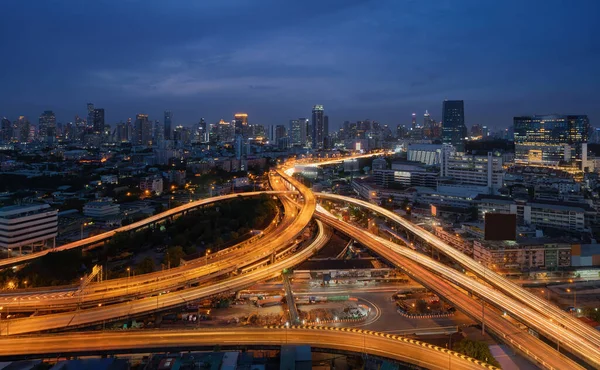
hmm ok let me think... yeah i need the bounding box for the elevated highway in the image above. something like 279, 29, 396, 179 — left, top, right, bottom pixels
315, 210, 584, 370
0, 326, 498, 370
1, 169, 319, 335
0, 192, 299, 310
0, 191, 296, 269
317, 193, 600, 368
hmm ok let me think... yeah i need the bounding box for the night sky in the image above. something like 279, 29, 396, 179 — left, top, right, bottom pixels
0, 0, 598, 130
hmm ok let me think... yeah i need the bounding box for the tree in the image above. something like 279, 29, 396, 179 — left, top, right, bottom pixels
454, 338, 501, 368
415, 299, 428, 314
135, 257, 155, 275
163, 246, 185, 268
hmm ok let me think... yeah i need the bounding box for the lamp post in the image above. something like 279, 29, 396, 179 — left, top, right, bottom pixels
205, 249, 211, 266
127, 267, 131, 295
80, 222, 88, 240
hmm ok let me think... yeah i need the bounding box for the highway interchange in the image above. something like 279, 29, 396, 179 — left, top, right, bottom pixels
0, 155, 597, 369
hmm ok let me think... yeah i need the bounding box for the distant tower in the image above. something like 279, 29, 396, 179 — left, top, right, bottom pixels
86, 103, 94, 130
93, 108, 105, 133
164, 110, 172, 140
38, 110, 56, 142
311, 105, 325, 150
411, 113, 417, 130
442, 100, 466, 152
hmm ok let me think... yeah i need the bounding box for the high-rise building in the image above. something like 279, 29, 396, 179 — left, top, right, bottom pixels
164, 110, 172, 140
93, 108, 104, 133
440, 145, 504, 194
234, 113, 248, 136
275, 125, 287, 143
133, 114, 152, 146
442, 100, 466, 152
1, 118, 12, 144
38, 110, 56, 142
153, 120, 164, 144
0, 204, 58, 250
289, 118, 308, 147
311, 105, 325, 150
15, 116, 31, 143
86, 103, 94, 131
513, 114, 590, 167
411, 113, 417, 130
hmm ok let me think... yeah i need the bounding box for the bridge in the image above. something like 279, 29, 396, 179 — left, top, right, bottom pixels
0, 155, 597, 369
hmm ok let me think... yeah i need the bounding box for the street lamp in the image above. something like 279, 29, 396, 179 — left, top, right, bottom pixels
127, 267, 131, 295
205, 249, 211, 266
81, 222, 89, 240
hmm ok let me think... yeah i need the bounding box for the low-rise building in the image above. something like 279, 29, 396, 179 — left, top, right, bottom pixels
140, 176, 163, 195
0, 203, 58, 250
473, 239, 572, 270
83, 200, 120, 218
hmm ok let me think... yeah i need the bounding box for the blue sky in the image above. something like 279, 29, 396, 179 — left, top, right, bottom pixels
0, 0, 598, 130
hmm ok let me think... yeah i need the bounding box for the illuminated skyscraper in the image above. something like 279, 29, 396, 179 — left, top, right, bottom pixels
134, 114, 152, 146
38, 110, 56, 142
411, 113, 417, 130
93, 108, 105, 133
311, 105, 325, 150
86, 103, 94, 131
234, 113, 248, 136
442, 100, 466, 152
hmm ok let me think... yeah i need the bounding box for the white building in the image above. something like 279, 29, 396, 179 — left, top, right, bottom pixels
83, 200, 120, 218
477, 195, 591, 232
440, 146, 504, 194
407, 144, 442, 166
140, 176, 163, 195
473, 239, 572, 270
0, 204, 58, 250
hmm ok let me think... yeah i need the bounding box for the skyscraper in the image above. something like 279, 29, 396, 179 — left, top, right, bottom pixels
86, 103, 94, 131
164, 110, 172, 140
134, 114, 152, 146
93, 108, 105, 133
234, 113, 248, 136
15, 116, 31, 143
411, 113, 417, 130
312, 105, 325, 150
289, 118, 308, 147
513, 114, 590, 166
1, 118, 12, 144
38, 110, 56, 142
442, 100, 466, 152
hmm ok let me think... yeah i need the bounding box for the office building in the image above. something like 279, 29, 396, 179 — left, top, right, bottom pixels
513, 114, 590, 167
442, 100, 466, 152
411, 113, 417, 130
15, 116, 31, 143
38, 110, 56, 142
407, 144, 442, 166
86, 103, 94, 130
0, 118, 11, 144
440, 147, 504, 194
93, 108, 105, 133
83, 200, 120, 218
274, 125, 287, 143
477, 195, 592, 232
234, 113, 248, 136
164, 110, 173, 140
0, 204, 58, 250
312, 105, 325, 150
289, 118, 308, 147
374, 162, 438, 188
473, 239, 572, 270
133, 114, 152, 146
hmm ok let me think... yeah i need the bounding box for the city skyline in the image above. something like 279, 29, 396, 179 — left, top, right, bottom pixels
0, 0, 598, 129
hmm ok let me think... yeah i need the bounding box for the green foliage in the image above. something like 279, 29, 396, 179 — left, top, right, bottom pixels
0, 249, 89, 288
163, 246, 185, 268
454, 338, 501, 368
135, 257, 155, 275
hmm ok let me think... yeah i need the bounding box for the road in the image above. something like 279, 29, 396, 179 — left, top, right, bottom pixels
1, 169, 319, 335
315, 211, 584, 370
0, 192, 301, 310
0, 191, 296, 269
0, 327, 498, 370
317, 193, 600, 369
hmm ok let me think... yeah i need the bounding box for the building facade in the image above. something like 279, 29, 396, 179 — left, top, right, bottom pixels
513, 114, 589, 167
440, 147, 504, 194
0, 204, 58, 250
312, 105, 325, 150
442, 100, 466, 152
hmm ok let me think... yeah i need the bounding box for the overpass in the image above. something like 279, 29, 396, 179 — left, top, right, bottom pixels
314, 210, 584, 370
0, 326, 498, 370
0, 191, 297, 269
0, 192, 302, 311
